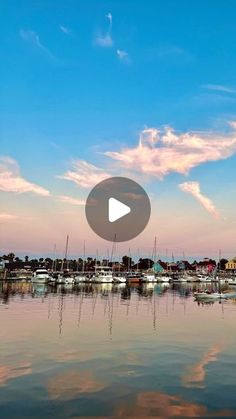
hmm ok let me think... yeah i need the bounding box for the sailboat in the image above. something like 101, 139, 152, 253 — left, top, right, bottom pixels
156, 248, 171, 283
56, 235, 75, 284
142, 238, 156, 282
74, 240, 89, 283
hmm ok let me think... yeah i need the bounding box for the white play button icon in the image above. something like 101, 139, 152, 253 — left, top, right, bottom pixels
85, 177, 151, 242
108, 197, 131, 223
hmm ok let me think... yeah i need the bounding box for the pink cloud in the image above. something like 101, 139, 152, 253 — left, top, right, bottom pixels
179, 181, 219, 218
0, 213, 19, 221
57, 195, 85, 206
0, 156, 50, 196
228, 121, 236, 129
105, 125, 236, 179
58, 159, 110, 188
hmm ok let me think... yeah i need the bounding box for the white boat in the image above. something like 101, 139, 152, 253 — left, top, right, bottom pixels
196, 274, 211, 282
195, 291, 236, 300
56, 274, 65, 284
183, 274, 196, 282
74, 274, 89, 284
142, 274, 156, 282
113, 275, 126, 283
172, 275, 188, 283
31, 269, 50, 284
64, 276, 75, 285
91, 266, 113, 283
156, 275, 170, 283
225, 278, 236, 285
194, 291, 223, 300
56, 273, 74, 284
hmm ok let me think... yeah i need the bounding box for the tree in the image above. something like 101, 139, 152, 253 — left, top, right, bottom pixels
138, 258, 154, 270
7, 253, 15, 262
122, 255, 133, 270
219, 258, 228, 271
25, 255, 29, 263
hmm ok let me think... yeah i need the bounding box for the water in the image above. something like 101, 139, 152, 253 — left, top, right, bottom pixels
1, 281, 236, 418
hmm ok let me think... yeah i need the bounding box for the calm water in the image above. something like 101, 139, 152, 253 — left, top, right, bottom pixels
1, 281, 236, 418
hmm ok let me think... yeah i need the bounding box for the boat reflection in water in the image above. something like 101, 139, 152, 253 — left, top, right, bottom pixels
0, 281, 236, 418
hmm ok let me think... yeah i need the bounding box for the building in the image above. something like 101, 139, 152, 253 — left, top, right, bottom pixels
177, 260, 192, 271
195, 258, 216, 274
153, 261, 167, 273
226, 258, 236, 272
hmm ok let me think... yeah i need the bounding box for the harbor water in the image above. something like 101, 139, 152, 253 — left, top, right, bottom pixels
0, 281, 236, 417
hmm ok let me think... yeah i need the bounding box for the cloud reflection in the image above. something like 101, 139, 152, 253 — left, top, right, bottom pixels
47, 369, 107, 400
182, 342, 225, 388
0, 363, 32, 386
116, 391, 234, 417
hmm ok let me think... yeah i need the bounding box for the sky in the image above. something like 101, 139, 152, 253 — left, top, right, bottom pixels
1, 0, 236, 260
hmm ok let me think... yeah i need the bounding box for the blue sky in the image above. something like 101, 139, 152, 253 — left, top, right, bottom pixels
1, 0, 236, 258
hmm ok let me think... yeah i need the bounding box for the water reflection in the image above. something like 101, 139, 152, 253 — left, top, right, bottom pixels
0, 281, 233, 337
182, 342, 225, 388
116, 391, 235, 417
0, 281, 236, 417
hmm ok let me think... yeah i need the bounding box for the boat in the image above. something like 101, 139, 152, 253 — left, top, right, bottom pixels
31, 269, 50, 284
126, 272, 142, 284
74, 274, 89, 284
113, 274, 126, 283
56, 273, 75, 284
91, 266, 113, 283
64, 275, 75, 285
74, 240, 88, 284
156, 274, 170, 283
226, 278, 236, 285
196, 274, 211, 282
142, 273, 156, 282
172, 274, 187, 283
194, 290, 236, 300
194, 291, 223, 300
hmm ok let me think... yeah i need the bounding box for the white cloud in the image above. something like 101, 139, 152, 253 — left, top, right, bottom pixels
57, 195, 85, 206
156, 46, 185, 57
60, 25, 71, 35
179, 181, 219, 219
105, 125, 236, 179
0, 156, 50, 196
202, 84, 236, 94
95, 12, 113, 47
117, 49, 130, 62
58, 159, 110, 188
20, 29, 55, 59
106, 12, 112, 28
95, 33, 113, 47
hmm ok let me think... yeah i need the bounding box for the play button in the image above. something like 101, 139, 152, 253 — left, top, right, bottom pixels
109, 198, 131, 222
85, 177, 151, 242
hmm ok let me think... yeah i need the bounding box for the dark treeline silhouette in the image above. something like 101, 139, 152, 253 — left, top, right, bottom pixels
0, 252, 230, 273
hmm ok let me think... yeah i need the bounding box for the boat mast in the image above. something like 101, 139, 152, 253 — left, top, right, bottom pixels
154, 236, 157, 263
52, 243, 57, 272
61, 234, 69, 272
110, 234, 117, 273
82, 240, 86, 274
128, 248, 131, 272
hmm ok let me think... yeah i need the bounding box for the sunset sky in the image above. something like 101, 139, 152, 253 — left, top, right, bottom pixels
1, 0, 236, 260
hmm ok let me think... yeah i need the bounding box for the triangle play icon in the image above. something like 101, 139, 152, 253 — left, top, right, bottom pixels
108, 197, 131, 223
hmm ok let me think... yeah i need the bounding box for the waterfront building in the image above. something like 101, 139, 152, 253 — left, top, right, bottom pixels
226, 258, 236, 272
